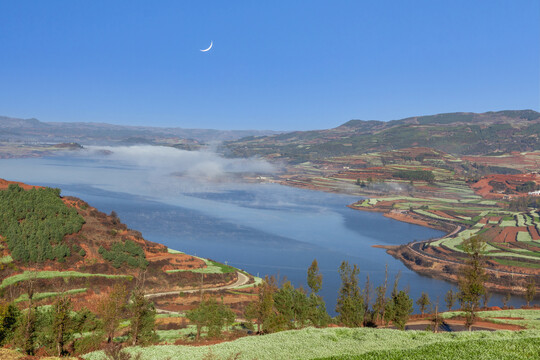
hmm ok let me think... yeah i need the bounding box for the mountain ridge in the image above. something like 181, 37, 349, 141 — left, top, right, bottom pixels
224, 109, 540, 162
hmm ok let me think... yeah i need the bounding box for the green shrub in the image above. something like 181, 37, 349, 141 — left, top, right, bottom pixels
99, 240, 148, 269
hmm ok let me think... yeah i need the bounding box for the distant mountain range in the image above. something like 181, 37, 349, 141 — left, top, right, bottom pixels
0, 115, 280, 144
224, 110, 540, 162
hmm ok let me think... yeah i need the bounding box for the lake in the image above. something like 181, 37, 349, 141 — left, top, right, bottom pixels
0, 148, 525, 312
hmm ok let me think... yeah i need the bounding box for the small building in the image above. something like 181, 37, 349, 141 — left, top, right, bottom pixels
528, 190, 540, 196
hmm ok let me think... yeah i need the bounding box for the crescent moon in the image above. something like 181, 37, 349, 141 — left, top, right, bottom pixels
200, 41, 213, 52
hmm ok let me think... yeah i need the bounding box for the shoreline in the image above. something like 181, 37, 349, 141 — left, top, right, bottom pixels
276, 177, 536, 296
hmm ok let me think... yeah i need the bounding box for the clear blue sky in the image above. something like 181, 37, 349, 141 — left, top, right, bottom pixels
0, 0, 538, 130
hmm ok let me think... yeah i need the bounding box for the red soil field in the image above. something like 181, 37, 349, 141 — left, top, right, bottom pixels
471, 173, 540, 199
0, 178, 43, 190
528, 226, 540, 241
492, 227, 527, 242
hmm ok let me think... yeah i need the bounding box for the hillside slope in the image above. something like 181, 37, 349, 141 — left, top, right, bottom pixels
0, 180, 251, 309
224, 110, 540, 162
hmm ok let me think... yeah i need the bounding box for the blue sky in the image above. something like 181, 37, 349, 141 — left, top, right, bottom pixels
0, 0, 538, 130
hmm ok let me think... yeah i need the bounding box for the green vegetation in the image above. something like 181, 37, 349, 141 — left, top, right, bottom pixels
14, 288, 87, 303
98, 240, 148, 269
325, 336, 540, 360
82, 327, 540, 360
166, 258, 236, 274
0, 184, 85, 263
186, 297, 235, 340
443, 309, 540, 330
0, 271, 129, 290
458, 236, 488, 330
393, 170, 435, 183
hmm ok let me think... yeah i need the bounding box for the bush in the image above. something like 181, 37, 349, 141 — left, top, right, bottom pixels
99, 240, 148, 269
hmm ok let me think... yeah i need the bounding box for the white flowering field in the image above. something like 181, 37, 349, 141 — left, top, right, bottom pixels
82, 327, 540, 360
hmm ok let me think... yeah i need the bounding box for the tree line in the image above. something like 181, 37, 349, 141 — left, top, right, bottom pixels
0, 282, 155, 357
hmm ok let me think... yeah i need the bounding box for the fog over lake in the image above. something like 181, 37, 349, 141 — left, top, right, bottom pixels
0, 146, 525, 312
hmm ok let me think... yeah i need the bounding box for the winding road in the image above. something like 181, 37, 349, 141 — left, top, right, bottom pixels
145, 271, 251, 300
406, 225, 531, 278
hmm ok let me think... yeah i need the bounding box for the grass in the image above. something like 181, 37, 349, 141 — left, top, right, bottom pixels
0, 271, 130, 289
167, 248, 184, 254
0, 255, 13, 264
166, 259, 237, 274
442, 309, 540, 329
234, 276, 263, 289
82, 327, 540, 360
14, 288, 87, 303
319, 337, 540, 359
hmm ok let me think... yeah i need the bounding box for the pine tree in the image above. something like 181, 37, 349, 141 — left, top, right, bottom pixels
128, 287, 157, 345
416, 292, 431, 316
244, 275, 277, 333
307, 259, 322, 294
305, 259, 330, 327
445, 289, 456, 311
392, 291, 413, 330
335, 261, 364, 327
51, 295, 73, 356
526, 278, 537, 306
97, 284, 129, 343
458, 236, 487, 331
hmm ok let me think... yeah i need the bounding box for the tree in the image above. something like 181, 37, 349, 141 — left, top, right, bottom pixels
430, 302, 443, 333
97, 284, 129, 343
458, 236, 487, 331
502, 292, 511, 308
391, 290, 413, 330
51, 295, 74, 356
372, 265, 389, 325
14, 279, 38, 355
14, 305, 38, 355
526, 278, 537, 306
187, 297, 235, 340
482, 290, 492, 308
128, 287, 157, 345
363, 275, 373, 325
335, 261, 364, 327
244, 276, 277, 333
307, 259, 322, 294
305, 260, 330, 327
416, 292, 431, 316
445, 289, 456, 311
272, 281, 310, 331
0, 302, 19, 345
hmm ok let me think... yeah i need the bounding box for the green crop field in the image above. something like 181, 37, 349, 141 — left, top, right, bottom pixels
14, 287, 87, 303
442, 309, 540, 329
82, 327, 540, 360
166, 258, 236, 274
0, 270, 129, 289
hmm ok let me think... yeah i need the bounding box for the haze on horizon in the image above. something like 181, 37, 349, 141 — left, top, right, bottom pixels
0, 1, 538, 131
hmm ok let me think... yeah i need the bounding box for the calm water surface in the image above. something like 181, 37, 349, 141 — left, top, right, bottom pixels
0, 154, 525, 312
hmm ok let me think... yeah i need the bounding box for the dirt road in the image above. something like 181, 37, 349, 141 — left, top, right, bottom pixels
145, 271, 251, 299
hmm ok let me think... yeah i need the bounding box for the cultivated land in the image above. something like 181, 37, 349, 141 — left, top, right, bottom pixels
238, 143, 540, 294
82, 323, 540, 360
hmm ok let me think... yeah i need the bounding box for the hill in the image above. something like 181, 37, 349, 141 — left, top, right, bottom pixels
0, 115, 280, 146
224, 110, 540, 162
0, 179, 257, 312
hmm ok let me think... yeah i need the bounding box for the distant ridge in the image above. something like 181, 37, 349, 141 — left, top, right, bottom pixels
224, 110, 540, 161
0, 115, 281, 144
